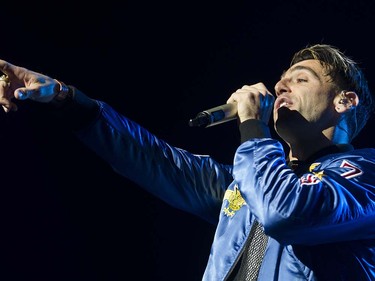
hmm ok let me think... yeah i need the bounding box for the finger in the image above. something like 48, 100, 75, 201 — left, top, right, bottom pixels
0, 59, 28, 81
15, 87, 36, 100
1, 105, 10, 113
0, 97, 17, 112
241, 82, 267, 90
0, 75, 13, 112
1, 103, 17, 113
0, 59, 16, 76
14, 83, 53, 102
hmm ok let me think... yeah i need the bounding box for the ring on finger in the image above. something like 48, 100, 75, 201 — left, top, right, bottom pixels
0, 74, 10, 84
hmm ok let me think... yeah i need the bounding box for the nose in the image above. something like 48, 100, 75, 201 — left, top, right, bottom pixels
274, 78, 290, 97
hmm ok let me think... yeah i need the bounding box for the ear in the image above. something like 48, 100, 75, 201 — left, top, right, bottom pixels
334, 91, 359, 113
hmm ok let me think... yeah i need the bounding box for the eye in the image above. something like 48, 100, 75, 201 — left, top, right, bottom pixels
297, 78, 307, 83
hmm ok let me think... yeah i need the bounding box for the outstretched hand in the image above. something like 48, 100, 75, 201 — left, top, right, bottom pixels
0, 59, 61, 113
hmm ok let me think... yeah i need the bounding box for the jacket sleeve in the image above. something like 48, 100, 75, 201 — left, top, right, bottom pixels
233, 138, 375, 245
54, 88, 234, 224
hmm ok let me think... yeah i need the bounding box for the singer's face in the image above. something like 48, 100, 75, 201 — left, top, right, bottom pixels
273, 59, 338, 141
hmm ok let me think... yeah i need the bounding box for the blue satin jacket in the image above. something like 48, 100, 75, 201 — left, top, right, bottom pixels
73, 99, 375, 280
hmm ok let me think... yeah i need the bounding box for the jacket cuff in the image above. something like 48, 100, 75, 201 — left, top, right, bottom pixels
48, 86, 100, 130
239, 119, 271, 143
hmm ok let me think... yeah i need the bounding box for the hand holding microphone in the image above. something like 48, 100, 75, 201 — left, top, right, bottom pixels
188, 83, 275, 128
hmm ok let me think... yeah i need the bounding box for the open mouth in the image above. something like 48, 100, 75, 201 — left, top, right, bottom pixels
275, 97, 293, 110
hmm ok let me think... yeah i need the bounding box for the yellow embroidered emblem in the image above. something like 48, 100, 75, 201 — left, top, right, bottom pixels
309, 162, 325, 180
309, 162, 320, 172
223, 184, 246, 217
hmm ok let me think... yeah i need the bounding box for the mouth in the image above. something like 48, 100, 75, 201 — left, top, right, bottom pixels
275, 97, 293, 110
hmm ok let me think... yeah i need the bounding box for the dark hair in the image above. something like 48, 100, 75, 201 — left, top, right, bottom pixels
291, 44, 373, 140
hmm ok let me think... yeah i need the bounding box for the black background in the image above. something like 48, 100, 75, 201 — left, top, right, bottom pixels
1, 1, 375, 280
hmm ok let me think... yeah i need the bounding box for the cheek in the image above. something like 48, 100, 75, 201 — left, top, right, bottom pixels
305, 103, 333, 123
301, 93, 324, 110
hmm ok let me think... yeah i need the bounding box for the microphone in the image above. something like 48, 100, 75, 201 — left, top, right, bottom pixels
188, 103, 237, 128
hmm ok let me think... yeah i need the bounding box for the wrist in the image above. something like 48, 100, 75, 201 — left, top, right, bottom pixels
54, 79, 73, 101
49, 79, 75, 108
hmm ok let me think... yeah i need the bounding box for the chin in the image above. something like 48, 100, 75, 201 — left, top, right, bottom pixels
275, 107, 296, 127
275, 107, 310, 139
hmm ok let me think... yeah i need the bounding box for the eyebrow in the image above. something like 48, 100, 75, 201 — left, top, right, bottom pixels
280, 65, 322, 82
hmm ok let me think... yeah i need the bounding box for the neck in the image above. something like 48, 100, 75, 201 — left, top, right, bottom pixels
287, 139, 334, 162
286, 125, 351, 162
